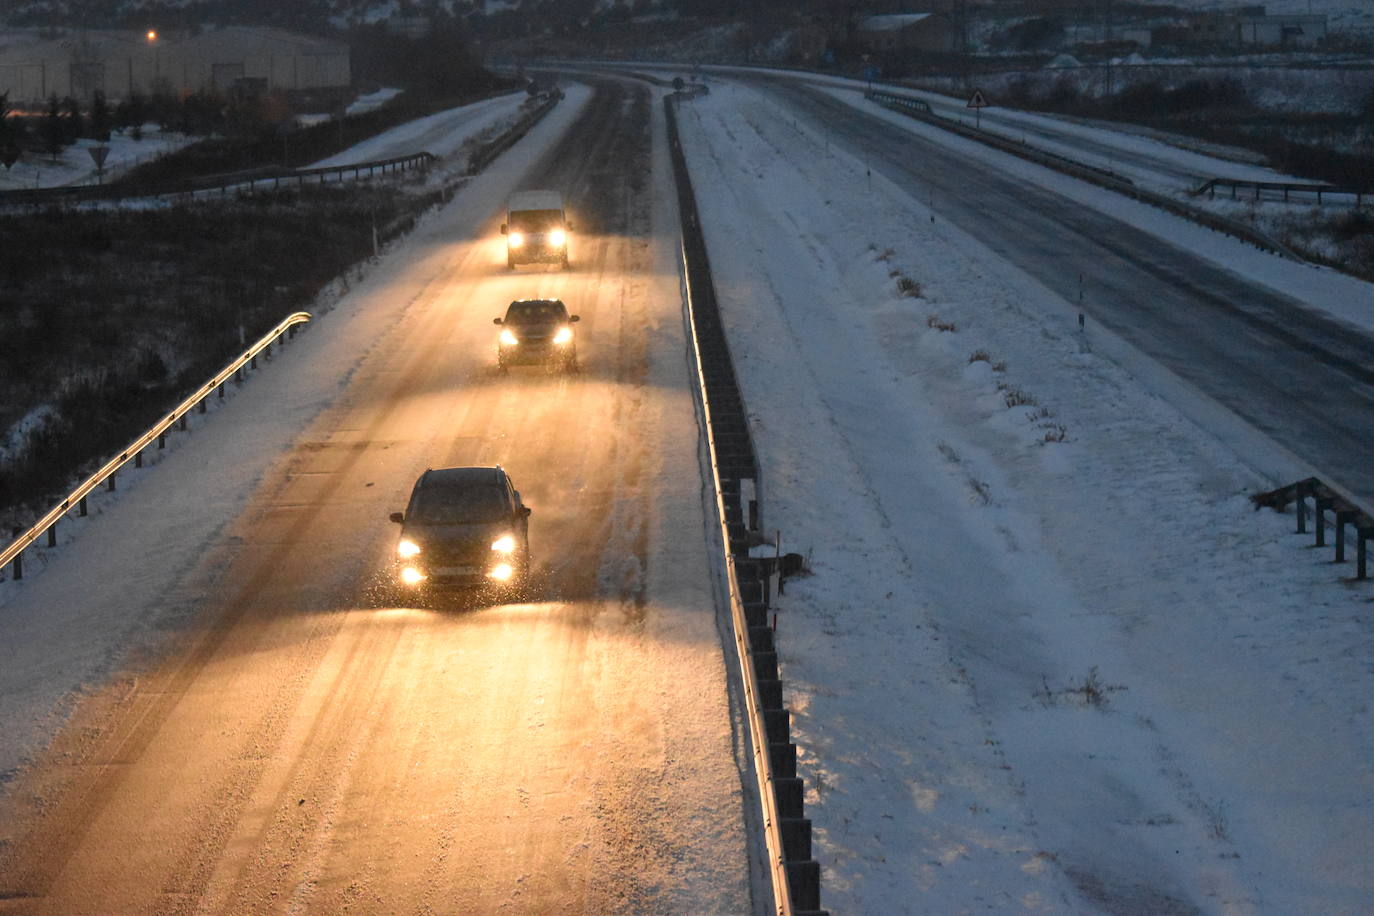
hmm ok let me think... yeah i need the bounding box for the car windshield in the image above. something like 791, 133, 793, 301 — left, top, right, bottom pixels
506, 301, 567, 323
509, 209, 563, 232
410, 484, 509, 525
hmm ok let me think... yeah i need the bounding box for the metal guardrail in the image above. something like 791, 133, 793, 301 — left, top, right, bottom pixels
1194, 177, 1368, 207
466, 91, 562, 175
0, 153, 434, 208
863, 87, 1307, 262
665, 94, 826, 916
1254, 477, 1374, 580
2, 311, 312, 583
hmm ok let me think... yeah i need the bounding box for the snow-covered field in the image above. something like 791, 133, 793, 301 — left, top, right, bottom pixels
676, 81, 1374, 912
0, 126, 194, 191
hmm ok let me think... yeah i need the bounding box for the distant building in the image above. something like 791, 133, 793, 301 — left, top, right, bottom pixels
386, 16, 432, 40
0, 26, 350, 105
1238, 14, 1327, 47
1178, 7, 1327, 49
853, 14, 956, 54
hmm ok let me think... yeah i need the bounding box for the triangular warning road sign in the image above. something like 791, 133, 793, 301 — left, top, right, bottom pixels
967, 89, 990, 109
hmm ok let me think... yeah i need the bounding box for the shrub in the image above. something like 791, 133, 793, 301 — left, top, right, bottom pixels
968, 349, 991, 363
1003, 387, 1037, 407
927, 314, 956, 332
896, 276, 923, 298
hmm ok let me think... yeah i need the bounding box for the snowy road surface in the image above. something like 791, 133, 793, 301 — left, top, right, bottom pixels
3, 63, 1374, 916
762, 76, 1374, 507
0, 81, 751, 913
677, 78, 1374, 912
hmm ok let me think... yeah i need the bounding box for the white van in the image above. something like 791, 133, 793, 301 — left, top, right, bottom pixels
501, 190, 572, 269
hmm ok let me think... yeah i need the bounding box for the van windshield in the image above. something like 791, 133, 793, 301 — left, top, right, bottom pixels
410, 485, 509, 525
509, 209, 563, 232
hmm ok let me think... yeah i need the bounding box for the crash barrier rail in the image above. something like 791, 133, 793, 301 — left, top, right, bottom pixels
1253, 478, 1374, 580
466, 91, 561, 175
863, 88, 1305, 263
1193, 177, 1368, 207
665, 94, 826, 916
1, 311, 313, 584
0, 153, 434, 208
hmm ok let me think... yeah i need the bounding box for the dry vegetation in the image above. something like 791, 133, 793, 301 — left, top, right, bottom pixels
0, 182, 443, 521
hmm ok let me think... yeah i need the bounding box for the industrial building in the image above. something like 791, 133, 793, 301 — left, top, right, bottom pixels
0, 26, 350, 104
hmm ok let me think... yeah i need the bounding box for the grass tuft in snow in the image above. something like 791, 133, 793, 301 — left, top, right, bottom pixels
926, 314, 957, 332
1038, 666, 1128, 710
895, 276, 923, 298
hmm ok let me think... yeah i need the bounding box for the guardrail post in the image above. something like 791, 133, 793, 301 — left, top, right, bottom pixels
158, 432, 166, 450
135, 449, 143, 468
107, 472, 116, 492
179, 415, 188, 432
10, 528, 21, 581
1315, 496, 1332, 547
250, 355, 257, 370
79, 496, 87, 516
47, 525, 57, 548
199, 399, 207, 414
1335, 510, 1355, 563
1359, 528, 1370, 580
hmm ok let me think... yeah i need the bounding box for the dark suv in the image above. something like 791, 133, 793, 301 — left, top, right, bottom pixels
493, 299, 580, 373
388, 466, 531, 592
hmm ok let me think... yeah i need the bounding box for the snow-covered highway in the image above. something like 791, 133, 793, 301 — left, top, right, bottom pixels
2, 64, 1373, 916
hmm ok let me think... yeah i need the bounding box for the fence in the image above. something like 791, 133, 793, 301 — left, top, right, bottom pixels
2, 311, 313, 583
0, 153, 434, 208
863, 87, 1305, 262
1193, 178, 1368, 207
1253, 477, 1374, 580
665, 93, 826, 916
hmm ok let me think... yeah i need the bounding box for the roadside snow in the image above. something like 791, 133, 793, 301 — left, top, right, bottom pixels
345, 87, 404, 116
309, 92, 528, 168
677, 82, 1374, 913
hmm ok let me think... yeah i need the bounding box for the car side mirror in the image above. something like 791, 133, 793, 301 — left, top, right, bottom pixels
521, 506, 532, 518
389, 512, 404, 524
500, 223, 508, 235
493, 317, 503, 325
569, 314, 580, 322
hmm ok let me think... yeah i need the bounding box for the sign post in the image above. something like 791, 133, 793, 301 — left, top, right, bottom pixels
966, 88, 990, 129
87, 144, 110, 184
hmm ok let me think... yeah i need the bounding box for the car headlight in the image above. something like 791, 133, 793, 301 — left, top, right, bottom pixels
548, 229, 566, 247
397, 538, 421, 558
499, 328, 519, 346
488, 562, 514, 581
508, 231, 525, 248
553, 326, 573, 345
491, 535, 517, 554
400, 566, 426, 586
